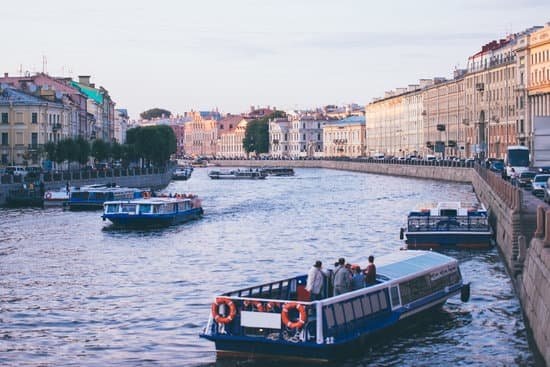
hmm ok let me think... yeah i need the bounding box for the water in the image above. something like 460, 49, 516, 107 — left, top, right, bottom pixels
0, 168, 538, 366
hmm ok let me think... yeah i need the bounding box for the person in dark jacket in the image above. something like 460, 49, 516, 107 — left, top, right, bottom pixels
364, 255, 376, 285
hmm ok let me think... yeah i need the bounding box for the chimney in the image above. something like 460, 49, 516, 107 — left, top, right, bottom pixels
78, 75, 91, 86
3, 73, 7, 78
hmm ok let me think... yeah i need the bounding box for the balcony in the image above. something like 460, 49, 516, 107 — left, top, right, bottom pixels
52, 123, 62, 132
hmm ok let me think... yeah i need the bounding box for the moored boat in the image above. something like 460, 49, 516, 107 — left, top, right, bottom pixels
172, 165, 193, 181
102, 194, 203, 228
43, 187, 72, 207
200, 250, 470, 362
400, 201, 493, 249
208, 168, 267, 180
68, 184, 146, 211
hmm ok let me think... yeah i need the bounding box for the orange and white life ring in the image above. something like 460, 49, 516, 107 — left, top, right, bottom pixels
281, 302, 307, 329
142, 191, 151, 199
211, 297, 237, 324
45, 192, 52, 200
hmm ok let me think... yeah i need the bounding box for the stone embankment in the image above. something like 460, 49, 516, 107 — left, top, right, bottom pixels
212, 159, 548, 364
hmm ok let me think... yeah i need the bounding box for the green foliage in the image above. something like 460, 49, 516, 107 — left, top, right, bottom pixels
75, 137, 90, 165
125, 125, 176, 165
91, 139, 111, 162
140, 108, 172, 120
111, 141, 123, 161
44, 141, 57, 162
243, 110, 285, 156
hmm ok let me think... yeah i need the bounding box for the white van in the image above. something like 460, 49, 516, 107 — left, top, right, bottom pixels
6, 166, 28, 176
425, 155, 436, 162
373, 152, 385, 160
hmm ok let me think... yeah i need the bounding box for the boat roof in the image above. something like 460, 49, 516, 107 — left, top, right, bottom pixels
415, 201, 486, 211
104, 197, 192, 205
376, 250, 456, 280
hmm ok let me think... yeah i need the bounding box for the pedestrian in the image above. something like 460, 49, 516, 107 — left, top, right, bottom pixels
66, 181, 70, 194
351, 265, 364, 290
364, 255, 377, 286
305, 260, 325, 301
39, 181, 45, 197
333, 257, 351, 296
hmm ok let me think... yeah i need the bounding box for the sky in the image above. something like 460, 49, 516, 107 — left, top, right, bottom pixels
3, 1, 550, 118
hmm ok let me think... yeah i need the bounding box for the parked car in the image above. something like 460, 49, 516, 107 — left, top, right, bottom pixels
489, 160, 505, 173
518, 171, 537, 189
531, 174, 550, 198
5, 166, 28, 177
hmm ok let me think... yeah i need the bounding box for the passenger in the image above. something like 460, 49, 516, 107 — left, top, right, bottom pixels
364, 255, 377, 286
351, 266, 364, 290
333, 258, 351, 296
305, 260, 325, 301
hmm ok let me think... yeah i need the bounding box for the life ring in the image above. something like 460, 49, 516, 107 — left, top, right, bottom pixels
243, 300, 264, 312
265, 302, 278, 311
281, 302, 307, 329
211, 297, 237, 324
142, 191, 151, 199
45, 192, 52, 199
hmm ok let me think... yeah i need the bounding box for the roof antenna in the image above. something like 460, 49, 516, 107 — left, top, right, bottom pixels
42, 55, 48, 74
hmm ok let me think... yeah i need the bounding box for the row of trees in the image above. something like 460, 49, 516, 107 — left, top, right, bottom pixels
243, 111, 286, 156
43, 125, 176, 167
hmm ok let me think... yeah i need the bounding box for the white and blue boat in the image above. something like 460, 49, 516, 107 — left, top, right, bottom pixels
172, 165, 193, 181
401, 202, 493, 249
102, 195, 203, 228
208, 168, 267, 180
68, 184, 146, 211
200, 250, 470, 362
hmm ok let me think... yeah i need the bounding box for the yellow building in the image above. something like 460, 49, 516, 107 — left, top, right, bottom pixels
528, 24, 550, 122
323, 116, 365, 157
183, 111, 218, 158
217, 115, 248, 158
0, 86, 70, 165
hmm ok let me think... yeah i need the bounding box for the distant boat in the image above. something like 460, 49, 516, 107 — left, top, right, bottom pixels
261, 167, 295, 176
200, 250, 470, 362
102, 194, 203, 228
43, 186, 72, 207
68, 184, 146, 211
400, 201, 493, 249
172, 166, 193, 181
208, 168, 267, 180
5, 187, 43, 207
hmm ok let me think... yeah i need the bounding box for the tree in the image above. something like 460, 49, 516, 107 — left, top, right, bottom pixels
91, 139, 110, 163
125, 125, 176, 166
75, 137, 90, 165
140, 108, 172, 120
243, 111, 284, 156
44, 141, 57, 163
55, 139, 71, 164
111, 141, 123, 161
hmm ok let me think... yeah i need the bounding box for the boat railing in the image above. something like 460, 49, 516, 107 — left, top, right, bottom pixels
407, 215, 490, 232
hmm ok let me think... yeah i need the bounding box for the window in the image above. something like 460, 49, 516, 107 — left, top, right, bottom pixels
31, 133, 38, 146
1, 112, 8, 124
1, 132, 8, 145
32, 112, 38, 124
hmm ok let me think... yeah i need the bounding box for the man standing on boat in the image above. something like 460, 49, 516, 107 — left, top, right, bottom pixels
306, 260, 325, 301
333, 258, 351, 296
364, 256, 377, 285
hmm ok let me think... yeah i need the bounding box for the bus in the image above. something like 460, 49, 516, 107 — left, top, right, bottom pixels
504, 145, 530, 179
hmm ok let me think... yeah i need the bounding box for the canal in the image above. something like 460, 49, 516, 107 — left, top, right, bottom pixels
0, 168, 537, 366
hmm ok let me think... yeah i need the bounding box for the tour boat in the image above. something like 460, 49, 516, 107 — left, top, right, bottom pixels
261, 167, 295, 176
200, 250, 470, 362
172, 166, 193, 181
102, 194, 203, 228
208, 168, 267, 180
400, 202, 493, 249
68, 184, 146, 211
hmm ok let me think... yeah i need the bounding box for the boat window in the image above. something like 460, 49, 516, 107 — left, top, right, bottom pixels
378, 292, 388, 309
352, 299, 363, 318
121, 203, 136, 213
361, 295, 372, 315
390, 286, 400, 307
151, 205, 160, 214
370, 294, 380, 313
71, 192, 89, 200
105, 204, 118, 213
332, 303, 345, 325
343, 302, 354, 321
440, 209, 457, 216
139, 204, 152, 214
324, 307, 335, 328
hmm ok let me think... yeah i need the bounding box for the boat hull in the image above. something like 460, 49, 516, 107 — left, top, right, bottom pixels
103, 208, 203, 228
405, 231, 493, 249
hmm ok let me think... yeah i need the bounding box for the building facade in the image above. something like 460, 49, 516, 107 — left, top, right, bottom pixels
217, 115, 248, 158
268, 117, 291, 158
323, 116, 366, 157
183, 111, 218, 157
528, 23, 550, 145
287, 115, 325, 158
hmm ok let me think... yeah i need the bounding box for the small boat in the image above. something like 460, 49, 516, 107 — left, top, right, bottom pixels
172, 166, 193, 181
43, 187, 72, 207
5, 187, 43, 207
68, 184, 146, 211
400, 201, 493, 249
200, 250, 470, 362
208, 168, 267, 180
102, 194, 203, 228
261, 167, 295, 176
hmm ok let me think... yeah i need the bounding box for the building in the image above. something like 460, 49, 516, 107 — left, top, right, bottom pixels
169, 122, 186, 158
323, 116, 366, 158
0, 86, 70, 165
114, 109, 129, 143
528, 23, 550, 149
217, 115, 248, 158
183, 111, 218, 157
287, 115, 325, 158
269, 117, 291, 158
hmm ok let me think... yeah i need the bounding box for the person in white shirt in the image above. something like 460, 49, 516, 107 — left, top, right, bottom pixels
306, 260, 325, 301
